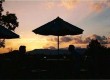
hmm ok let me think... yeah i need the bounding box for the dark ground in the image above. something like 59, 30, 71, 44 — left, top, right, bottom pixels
1, 39, 110, 79
0, 51, 109, 79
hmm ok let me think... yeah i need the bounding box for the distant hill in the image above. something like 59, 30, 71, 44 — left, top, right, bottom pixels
26, 48, 86, 55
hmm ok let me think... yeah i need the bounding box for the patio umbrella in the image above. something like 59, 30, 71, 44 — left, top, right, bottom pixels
0, 25, 20, 39
32, 17, 84, 53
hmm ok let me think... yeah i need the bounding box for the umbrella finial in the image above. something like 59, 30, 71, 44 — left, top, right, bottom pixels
56, 16, 62, 20
57, 16, 60, 18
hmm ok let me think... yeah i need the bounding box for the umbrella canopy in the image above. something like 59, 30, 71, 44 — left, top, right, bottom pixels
33, 17, 84, 53
0, 25, 20, 39
33, 17, 83, 36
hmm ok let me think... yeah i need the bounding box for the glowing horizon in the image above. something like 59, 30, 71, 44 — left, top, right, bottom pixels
0, 0, 110, 53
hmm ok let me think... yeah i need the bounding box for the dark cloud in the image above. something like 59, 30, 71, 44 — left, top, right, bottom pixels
77, 34, 108, 44
48, 34, 108, 44
47, 37, 58, 42
47, 36, 74, 44
60, 36, 73, 42
92, 34, 107, 40
90, 34, 107, 44
43, 34, 109, 49
81, 37, 91, 44
73, 36, 83, 44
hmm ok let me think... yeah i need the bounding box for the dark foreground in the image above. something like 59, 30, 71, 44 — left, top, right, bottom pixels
0, 51, 110, 79
0, 53, 81, 79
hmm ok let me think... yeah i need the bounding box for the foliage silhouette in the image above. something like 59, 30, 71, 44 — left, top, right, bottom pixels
84, 39, 109, 78
0, 0, 19, 48
1, 12, 19, 31
0, 39, 5, 48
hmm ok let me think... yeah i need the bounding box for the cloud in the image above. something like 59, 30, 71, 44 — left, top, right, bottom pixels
90, 34, 106, 40
91, 2, 105, 12
45, 0, 110, 12
90, 0, 110, 12
60, 36, 73, 42
72, 36, 83, 44
59, 36, 90, 44
108, 37, 110, 43
48, 34, 108, 44
60, 0, 110, 11
47, 37, 58, 42
90, 34, 107, 44
46, 2, 55, 9
61, 0, 79, 9
43, 34, 109, 49
45, 0, 79, 10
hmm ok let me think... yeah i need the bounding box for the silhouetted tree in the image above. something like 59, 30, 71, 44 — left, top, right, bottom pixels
87, 39, 103, 50
0, 39, 5, 48
84, 39, 108, 78
0, 0, 19, 48
1, 11, 19, 31
0, 0, 5, 23
86, 39, 107, 56
0, 0, 5, 48
0, 0, 19, 31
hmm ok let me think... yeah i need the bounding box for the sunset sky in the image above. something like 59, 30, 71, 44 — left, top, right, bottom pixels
0, 0, 110, 53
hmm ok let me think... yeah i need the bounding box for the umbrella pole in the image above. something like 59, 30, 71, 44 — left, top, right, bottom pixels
58, 36, 59, 55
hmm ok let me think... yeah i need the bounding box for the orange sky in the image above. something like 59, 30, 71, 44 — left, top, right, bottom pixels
0, 0, 110, 53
